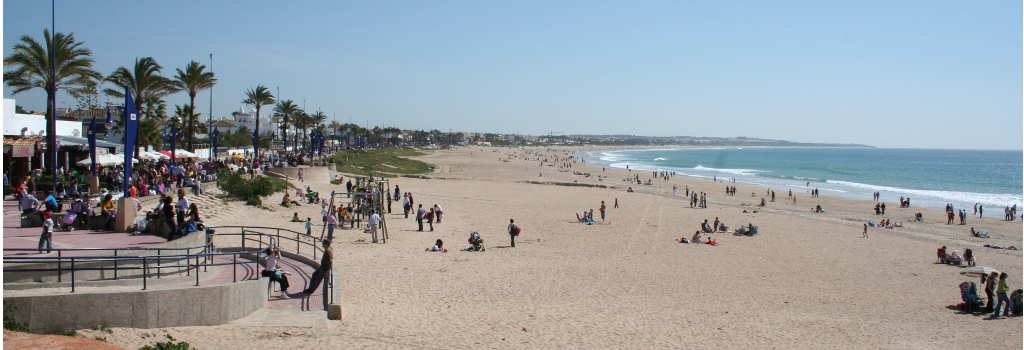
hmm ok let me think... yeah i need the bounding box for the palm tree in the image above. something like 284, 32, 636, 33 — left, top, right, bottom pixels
174, 104, 201, 143
172, 61, 216, 151
4, 29, 102, 178
104, 57, 178, 120
137, 117, 163, 150
273, 100, 300, 149
292, 111, 311, 150
311, 110, 327, 129
242, 85, 275, 159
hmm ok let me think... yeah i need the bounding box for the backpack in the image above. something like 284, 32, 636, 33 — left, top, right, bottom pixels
513, 225, 521, 236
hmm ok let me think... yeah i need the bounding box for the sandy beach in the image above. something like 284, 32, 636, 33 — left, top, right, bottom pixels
82, 146, 1023, 349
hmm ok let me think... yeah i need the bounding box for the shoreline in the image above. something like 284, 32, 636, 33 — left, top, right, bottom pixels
571, 146, 1022, 218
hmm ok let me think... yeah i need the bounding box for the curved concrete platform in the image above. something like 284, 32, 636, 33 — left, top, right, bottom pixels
3, 278, 265, 333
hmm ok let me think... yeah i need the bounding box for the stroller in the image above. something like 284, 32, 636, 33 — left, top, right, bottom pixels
735, 225, 759, 236
959, 281, 984, 311
466, 232, 485, 252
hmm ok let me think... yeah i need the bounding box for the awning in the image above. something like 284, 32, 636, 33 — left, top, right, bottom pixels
56, 135, 123, 151
158, 150, 199, 158
3, 137, 42, 158
76, 153, 137, 166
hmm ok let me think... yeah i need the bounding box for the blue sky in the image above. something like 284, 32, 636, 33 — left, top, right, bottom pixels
4, 0, 1021, 149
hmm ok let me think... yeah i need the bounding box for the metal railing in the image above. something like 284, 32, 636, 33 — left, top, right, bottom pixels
2, 225, 335, 310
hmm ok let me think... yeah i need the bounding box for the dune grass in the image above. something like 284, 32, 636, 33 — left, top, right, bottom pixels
332, 148, 434, 177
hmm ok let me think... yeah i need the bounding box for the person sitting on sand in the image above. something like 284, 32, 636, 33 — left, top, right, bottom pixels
426, 239, 448, 252
282, 193, 300, 207
466, 232, 484, 251
691, 230, 704, 244
291, 212, 302, 222
937, 246, 947, 263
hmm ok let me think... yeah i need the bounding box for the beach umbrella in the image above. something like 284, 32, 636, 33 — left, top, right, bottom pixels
960, 266, 1000, 278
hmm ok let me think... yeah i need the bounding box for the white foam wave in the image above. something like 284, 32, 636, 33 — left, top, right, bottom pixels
692, 165, 765, 176
653, 157, 667, 161
826, 180, 1022, 207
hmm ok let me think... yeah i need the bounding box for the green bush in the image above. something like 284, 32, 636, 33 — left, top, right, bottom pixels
139, 335, 195, 350
4, 316, 29, 332
216, 171, 289, 206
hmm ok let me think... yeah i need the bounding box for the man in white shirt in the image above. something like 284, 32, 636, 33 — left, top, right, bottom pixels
369, 210, 381, 243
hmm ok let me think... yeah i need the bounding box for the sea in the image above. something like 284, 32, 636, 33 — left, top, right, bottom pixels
583, 148, 1023, 217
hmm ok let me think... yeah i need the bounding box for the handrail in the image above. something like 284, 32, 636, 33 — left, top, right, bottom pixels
2, 225, 335, 311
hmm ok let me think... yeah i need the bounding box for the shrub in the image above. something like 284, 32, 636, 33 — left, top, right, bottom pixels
3, 316, 28, 332
139, 335, 195, 350
216, 171, 289, 206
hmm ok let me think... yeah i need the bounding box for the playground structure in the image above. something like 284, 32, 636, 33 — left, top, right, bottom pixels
327, 176, 391, 243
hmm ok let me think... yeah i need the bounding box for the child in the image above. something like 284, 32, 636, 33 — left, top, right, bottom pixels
305, 217, 313, 236
39, 212, 53, 253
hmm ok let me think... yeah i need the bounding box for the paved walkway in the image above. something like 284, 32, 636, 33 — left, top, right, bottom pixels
3, 200, 167, 257
5, 194, 330, 314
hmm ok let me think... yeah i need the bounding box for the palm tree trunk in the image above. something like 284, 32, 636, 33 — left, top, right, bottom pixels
188, 92, 196, 151
254, 105, 261, 159
45, 86, 58, 180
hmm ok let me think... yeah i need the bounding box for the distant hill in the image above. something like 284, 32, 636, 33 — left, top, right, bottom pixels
557, 135, 872, 148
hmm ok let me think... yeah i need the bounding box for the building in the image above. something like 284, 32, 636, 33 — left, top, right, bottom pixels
215, 109, 275, 136
3, 99, 120, 187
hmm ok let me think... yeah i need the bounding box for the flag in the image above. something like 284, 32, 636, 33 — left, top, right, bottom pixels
170, 121, 177, 164
87, 116, 97, 174
210, 128, 219, 161
122, 88, 138, 194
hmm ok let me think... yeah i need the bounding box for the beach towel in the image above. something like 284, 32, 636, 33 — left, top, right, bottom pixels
978, 231, 989, 238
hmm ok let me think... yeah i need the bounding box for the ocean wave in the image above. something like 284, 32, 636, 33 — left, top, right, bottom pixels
826, 180, 1022, 207
653, 157, 667, 161
692, 165, 765, 176
599, 151, 625, 162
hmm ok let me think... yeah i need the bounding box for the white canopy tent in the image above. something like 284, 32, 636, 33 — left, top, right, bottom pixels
76, 153, 138, 166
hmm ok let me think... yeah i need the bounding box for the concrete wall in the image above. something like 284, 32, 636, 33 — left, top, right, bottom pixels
3, 278, 265, 333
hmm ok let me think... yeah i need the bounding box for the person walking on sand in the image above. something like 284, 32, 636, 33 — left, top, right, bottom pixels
599, 201, 607, 222
426, 207, 435, 232
508, 218, 520, 248
369, 210, 381, 243
614, 198, 619, 208
403, 193, 411, 218
434, 204, 443, 223
993, 272, 1011, 318
326, 212, 338, 241
416, 204, 426, 231
862, 223, 868, 238
298, 168, 304, 182
984, 272, 997, 312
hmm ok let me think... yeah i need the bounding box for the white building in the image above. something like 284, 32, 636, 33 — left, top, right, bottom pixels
215, 108, 274, 136
3, 99, 83, 137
